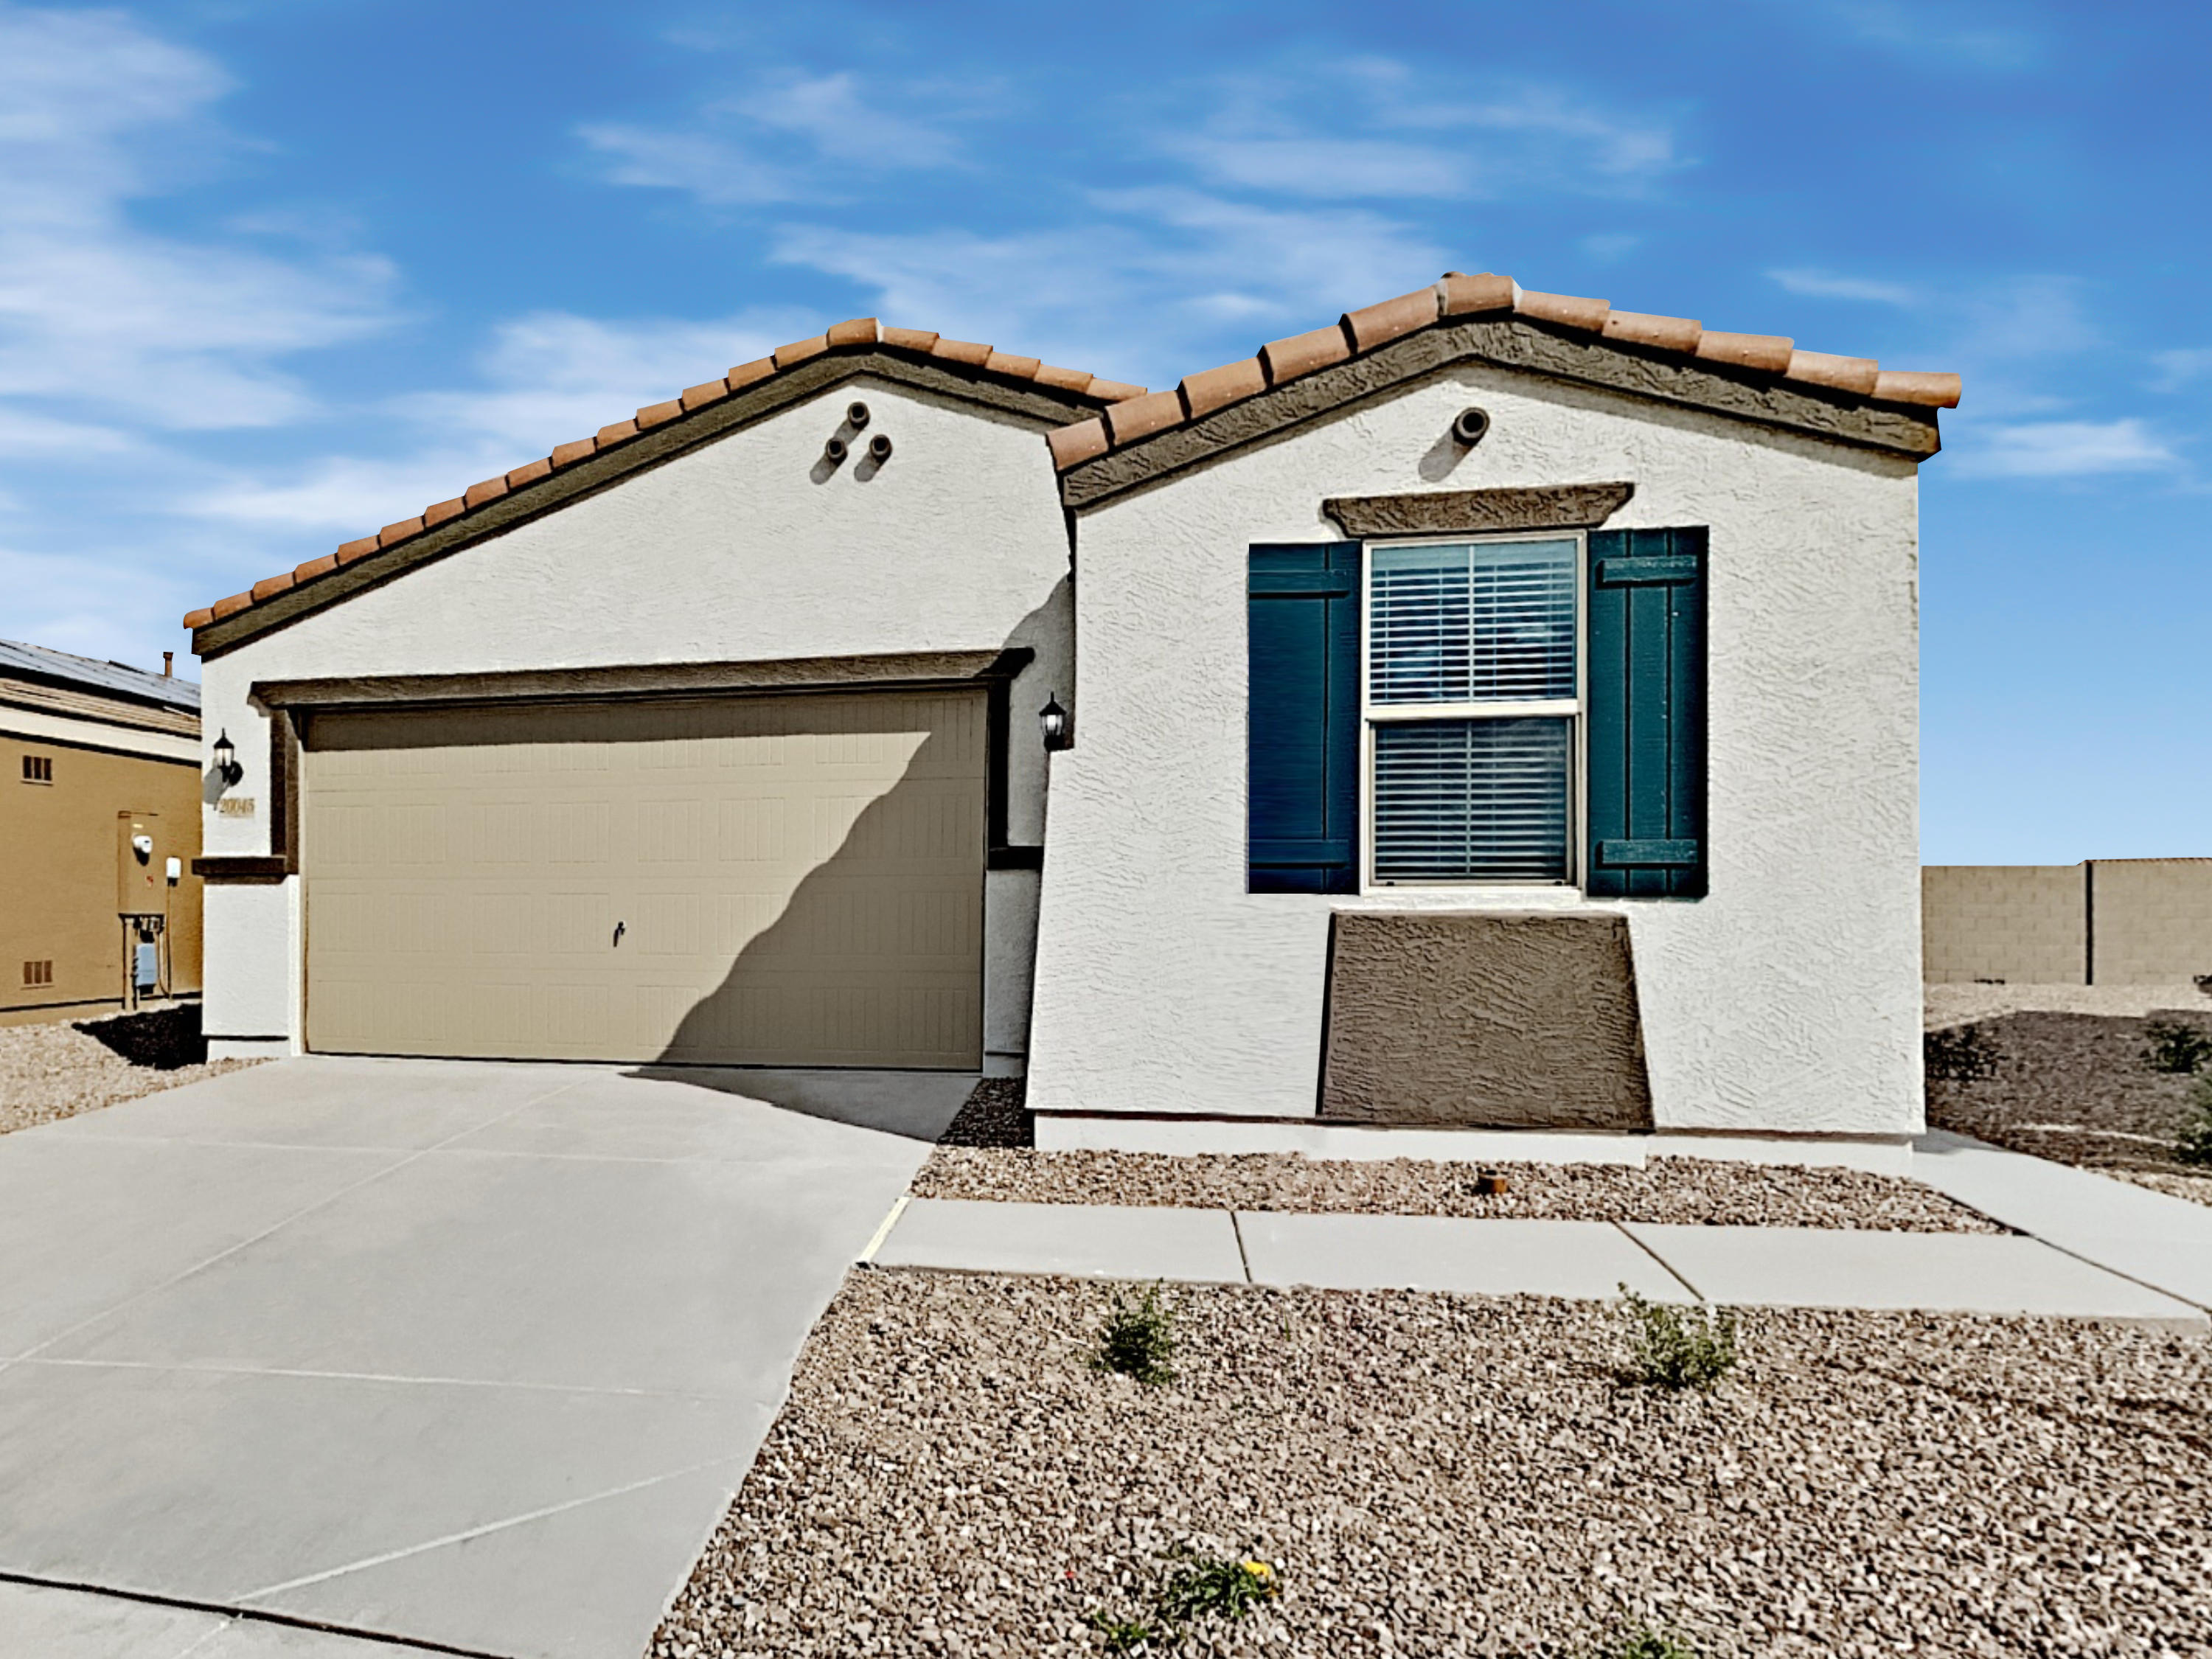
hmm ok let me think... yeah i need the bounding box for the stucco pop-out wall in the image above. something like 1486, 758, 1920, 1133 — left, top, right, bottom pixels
1027, 361, 1925, 1137
198, 379, 1073, 1064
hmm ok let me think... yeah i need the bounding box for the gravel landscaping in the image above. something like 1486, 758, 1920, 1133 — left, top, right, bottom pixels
0, 1004, 260, 1136
922, 1082, 1998, 1231
916, 1146, 2002, 1231
1926, 1009, 2212, 1206
650, 1269, 2212, 1658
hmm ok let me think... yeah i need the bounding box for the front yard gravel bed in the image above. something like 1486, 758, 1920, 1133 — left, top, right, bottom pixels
912, 1147, 2002, 1232
651, 1270, 2211, 1658
0, 1006, 259, 1136
1927, 1010, 2211, 1205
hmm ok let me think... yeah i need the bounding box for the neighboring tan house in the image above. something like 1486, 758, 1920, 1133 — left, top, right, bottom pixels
182, 272, 1958, 1148
1, 639, 204, 1025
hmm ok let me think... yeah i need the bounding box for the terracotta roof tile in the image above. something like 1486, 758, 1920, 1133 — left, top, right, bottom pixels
1439, 271, 1518, 316
1694, 330, 1795, 374
1034, 362, 1094, 393
1874, 369, 1963, 408
1515, 290, 1610, 333
1048, 418, 1110, 469
1602, 310, 1703, 352
1104, 387, 1187, 445
1260, 323, 1353, 386
1784, 349, 1880, 397
773, 335, 830, 369
1343, 288, 1441, 352
1046, 269, 1961, 473
189, 316, 1138, 635
1180, 357, 1267, 419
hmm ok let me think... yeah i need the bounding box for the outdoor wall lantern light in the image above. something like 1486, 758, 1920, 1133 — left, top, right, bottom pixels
212, 729, 243, 786
1452, 406, 1492, 447
1038, 692, 1071, 751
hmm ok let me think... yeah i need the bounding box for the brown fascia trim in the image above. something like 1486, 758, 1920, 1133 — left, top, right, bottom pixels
253, 649, 1030, 715
194, 352, 1109, 660
1324, 481, 1635, 539
193, 855, 289, 883
1060, 318, 1944, 511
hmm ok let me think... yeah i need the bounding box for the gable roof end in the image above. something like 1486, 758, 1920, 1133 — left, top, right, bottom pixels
1046, 272, 1963, 490
184, 318, 1147, 637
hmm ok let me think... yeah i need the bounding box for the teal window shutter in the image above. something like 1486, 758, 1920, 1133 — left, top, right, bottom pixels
1248, 543, 1360, 893
1586, 528, 1706, 898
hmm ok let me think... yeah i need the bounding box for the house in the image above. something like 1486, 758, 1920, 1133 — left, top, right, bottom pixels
2, 639, 204, 1024
184, 274, 1958, 1147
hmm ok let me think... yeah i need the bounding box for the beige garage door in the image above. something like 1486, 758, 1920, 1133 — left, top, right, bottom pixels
302, 690, 984, 1068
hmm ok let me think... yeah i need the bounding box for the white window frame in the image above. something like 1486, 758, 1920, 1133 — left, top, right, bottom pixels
1358, 530, 1587, 891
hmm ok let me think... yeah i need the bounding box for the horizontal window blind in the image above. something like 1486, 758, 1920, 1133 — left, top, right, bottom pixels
1369, 540, 1576, 705
1372, 717, 1571, 882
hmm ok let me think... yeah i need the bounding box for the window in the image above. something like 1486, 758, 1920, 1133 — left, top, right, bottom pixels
23, 961, 52, 987
21, 754, 52, 784
1363, 537, 1581, 884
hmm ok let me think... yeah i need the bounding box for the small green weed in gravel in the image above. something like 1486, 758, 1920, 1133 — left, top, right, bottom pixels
2143, 1018, 2212, 1075
1591, 1622, 1700, 1659
1091, 1282, 1178, 1388
1618, 1286, 1739, 1391
1085, 1551, 1281, 1652
2179, 1077, 2212, 1166
1924, 1023, 2000, 1082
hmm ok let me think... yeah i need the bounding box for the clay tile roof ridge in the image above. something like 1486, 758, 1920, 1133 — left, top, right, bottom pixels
1045, 269, 1961, 472
187, 321, 1141, 632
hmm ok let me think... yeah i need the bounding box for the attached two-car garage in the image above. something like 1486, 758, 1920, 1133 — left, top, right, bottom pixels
299, 689, 986, 1070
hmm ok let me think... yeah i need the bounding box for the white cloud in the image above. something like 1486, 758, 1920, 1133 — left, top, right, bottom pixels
580, 71, 971, 206
0, 3, 398, 432
1814, 1, 2039, 69
1953, 419, 2180, 479
1770, 268, 1921, 307
771, 190, 1448, 385
2151, 348, 2212, 392
1175, 135, 1467, 201
184, 307, 808, 535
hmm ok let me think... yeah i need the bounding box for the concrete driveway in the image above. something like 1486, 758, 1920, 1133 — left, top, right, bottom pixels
0, 1057, 970, 1659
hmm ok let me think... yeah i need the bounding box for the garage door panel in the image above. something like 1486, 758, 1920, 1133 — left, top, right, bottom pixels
305, 691, 984, 1068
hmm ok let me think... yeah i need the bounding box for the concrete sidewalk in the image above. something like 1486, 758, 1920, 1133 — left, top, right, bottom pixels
868, 1175, 2211, 1328
0, 1579, 458, 1658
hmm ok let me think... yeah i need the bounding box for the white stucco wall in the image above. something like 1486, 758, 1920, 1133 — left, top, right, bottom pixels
198, 376, 1072, 1055
1026, 363, 1925, 1136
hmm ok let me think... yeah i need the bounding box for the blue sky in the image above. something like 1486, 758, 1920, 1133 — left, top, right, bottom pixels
1, 0, 2203, 863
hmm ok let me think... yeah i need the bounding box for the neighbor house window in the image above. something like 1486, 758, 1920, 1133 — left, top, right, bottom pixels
21, 754, 52, 784
1364, 537, 1580, 884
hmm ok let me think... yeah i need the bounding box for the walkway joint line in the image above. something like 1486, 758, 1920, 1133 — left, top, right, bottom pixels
858, 1194, 909, 1264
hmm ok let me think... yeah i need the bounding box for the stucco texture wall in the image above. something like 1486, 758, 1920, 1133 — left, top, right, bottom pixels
1026, 364, 1925, 1135
197, 378, 1072, 1051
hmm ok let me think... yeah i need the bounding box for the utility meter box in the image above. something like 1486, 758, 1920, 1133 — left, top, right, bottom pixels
116, 810, 165, 914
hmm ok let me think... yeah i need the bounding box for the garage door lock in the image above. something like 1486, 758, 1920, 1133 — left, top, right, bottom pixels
612, 920, 626, 947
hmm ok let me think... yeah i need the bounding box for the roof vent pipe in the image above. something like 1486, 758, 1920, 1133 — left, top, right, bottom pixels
823, 435, 849, 465
1452, 406, 1491, 447
846, 401, 871, 429
867, 433, 893, 463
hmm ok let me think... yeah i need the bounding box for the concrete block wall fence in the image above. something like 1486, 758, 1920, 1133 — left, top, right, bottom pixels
1922, 859, 2212, 984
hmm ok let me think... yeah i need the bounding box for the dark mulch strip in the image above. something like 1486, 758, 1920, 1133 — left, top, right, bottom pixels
1927, 1010, 2211, 1183
937, 1075, 1032, 1147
